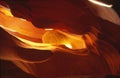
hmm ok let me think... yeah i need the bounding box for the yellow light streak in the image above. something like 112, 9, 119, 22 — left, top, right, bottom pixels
0, 24, 17, 32
88, 0, 112, 8
44, 28, 54, 31
14, 36, 59, 50
0, 5, 13, 16
65, 44, 72, 49
16, 36, 51, 47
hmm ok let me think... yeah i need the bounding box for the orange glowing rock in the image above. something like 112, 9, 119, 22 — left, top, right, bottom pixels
0, 6, 86, 51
